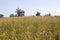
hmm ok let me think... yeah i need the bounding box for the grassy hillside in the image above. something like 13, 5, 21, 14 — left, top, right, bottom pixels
0, 16, 60, 40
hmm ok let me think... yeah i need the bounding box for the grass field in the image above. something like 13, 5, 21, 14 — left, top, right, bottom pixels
0, 16, 60, 40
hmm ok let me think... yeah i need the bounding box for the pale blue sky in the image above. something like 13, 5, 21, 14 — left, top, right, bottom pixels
0, 0, 60, 17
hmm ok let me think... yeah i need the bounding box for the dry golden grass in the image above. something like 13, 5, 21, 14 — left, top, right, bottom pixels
0, 16, 60, 40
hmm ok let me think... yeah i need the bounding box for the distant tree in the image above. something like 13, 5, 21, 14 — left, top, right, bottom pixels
15, 8, 20, 16
45, 12, 51, 16
36, 12, 40, 16
0, 14, 4, 18
49, 12, 51, 16
9, 14, 15, 17
15, 8, 25, 16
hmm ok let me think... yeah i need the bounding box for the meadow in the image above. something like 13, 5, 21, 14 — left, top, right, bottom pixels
0, 16, 60, 40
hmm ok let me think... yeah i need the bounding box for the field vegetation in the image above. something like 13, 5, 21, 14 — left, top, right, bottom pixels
0, 16, 60, 40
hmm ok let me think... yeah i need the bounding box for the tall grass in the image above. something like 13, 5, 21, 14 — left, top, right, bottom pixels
0, 16, 60, 40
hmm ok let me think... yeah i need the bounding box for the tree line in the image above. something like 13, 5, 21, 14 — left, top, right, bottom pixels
0, 8, 51, 18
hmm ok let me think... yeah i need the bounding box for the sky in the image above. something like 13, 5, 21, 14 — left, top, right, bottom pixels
0, 0, 60, 17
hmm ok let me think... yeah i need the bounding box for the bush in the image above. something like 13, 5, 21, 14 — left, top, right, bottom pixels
0, 14, 4, 18
36, 12, 40, 16
9, 14, 15, 17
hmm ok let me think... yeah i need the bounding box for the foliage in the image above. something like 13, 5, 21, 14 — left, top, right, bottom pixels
0, 14, 4, 18
45, 13, 51, 16
9, 14, 15, 17
36, 12, 40, 16
15, 8, 25, 16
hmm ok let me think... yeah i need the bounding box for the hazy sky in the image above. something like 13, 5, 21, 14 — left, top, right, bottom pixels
0, 0, 60, 17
